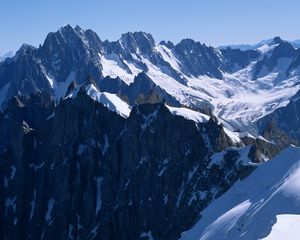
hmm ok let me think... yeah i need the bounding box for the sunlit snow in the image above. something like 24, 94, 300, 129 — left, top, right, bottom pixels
166, 105, 210, 123
66, 83, 131, 118
180, 146, 300, 240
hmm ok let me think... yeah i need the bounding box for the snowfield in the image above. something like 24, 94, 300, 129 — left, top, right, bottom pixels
261, 214, 300, 240
180, 146, 300, 240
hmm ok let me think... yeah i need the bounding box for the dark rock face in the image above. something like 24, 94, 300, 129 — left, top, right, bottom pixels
173, 39, 225, 79
172, 40, 259, 79
246, 137, 282, 163
249, 93, 300, 163
287, 49, 300, 74
253, 37, 298, 79
160, 40, 175, 49
38, 25, 104, 84
256, 92, 300, 144
220, 48, 260, 71
0, 25, 104, 107
0, 92, 254, 240
99, 76, 128, 95
122, 72, 181, 106
0, 44, 51, 106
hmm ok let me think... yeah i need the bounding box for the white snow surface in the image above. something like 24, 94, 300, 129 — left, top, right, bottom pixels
66, 83, 131, 118
166, 104, 242, 145
166, 105, 210, 123
224, 128, 242, 144
85, 84, 131, 117
166, 105, 244, 144
100, 53, 142, 84
180, 146, 300, 240
261, 214, 300, 240
257, 44, 279, 54
45, 71, 76, 100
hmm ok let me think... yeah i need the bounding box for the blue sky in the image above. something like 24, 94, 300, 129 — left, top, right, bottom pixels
1, 0, 300, 54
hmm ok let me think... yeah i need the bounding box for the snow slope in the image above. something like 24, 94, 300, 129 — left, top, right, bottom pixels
66, 83, 131, 118
84, 84, 131, 118
261, 214, 300, 240
166, 105, 210, 123
45, 71, 77, 100
100, 53, 142, 84
180, 146, 300, 240
166, 105, 243, 146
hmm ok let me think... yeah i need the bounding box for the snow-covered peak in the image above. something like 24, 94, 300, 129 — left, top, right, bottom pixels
66, 81, 131, 118
85, 84, 131, 118
166, 105, 210, 123
180, 146, 300, 240
256, 37, 294, 55
166, 105, 243, 145
256, 43, 279, 54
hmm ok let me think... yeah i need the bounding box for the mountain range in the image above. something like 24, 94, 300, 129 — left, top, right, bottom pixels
218, 38, 300, 50
1, 25, 300, 240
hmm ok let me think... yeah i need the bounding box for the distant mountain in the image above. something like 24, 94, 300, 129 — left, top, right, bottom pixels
219, 38, 300, 50
218, 39, 273, 51
0, 51, 15, 62
292, 39, 300, 48
252, 37, 298, 79
1, 25, 300, 132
